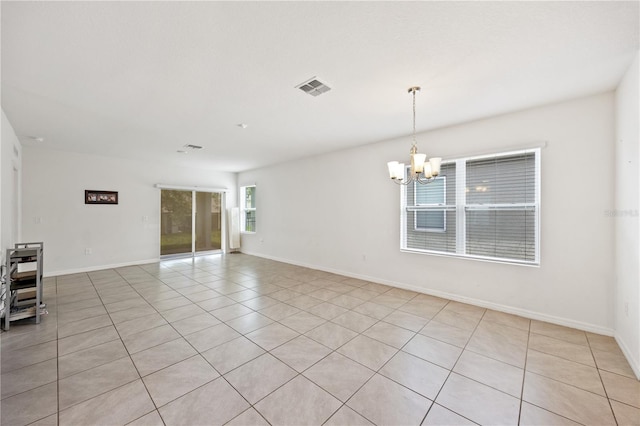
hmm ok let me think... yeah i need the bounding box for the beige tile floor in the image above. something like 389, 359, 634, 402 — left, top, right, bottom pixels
1, 254, 639, 426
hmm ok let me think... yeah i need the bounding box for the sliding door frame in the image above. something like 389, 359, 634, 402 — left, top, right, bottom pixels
157, 184, 228, 258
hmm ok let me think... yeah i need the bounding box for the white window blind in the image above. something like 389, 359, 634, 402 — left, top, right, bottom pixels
400, 149, 540, 265
415, 177, 446, 232
404, 163, 457, 254
465, 152, 537, 262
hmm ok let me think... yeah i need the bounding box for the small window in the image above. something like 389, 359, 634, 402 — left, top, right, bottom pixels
240, 185, 256, 233
414, 177, 446, 232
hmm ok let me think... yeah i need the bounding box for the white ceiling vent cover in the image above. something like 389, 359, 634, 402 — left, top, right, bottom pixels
296, 78, 331, 97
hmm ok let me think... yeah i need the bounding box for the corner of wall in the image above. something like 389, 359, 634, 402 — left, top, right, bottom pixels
1, 109, 23, 264
614, 49, 640, 378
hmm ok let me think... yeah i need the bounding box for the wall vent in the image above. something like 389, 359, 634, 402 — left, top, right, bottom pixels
296, 78, 331, 97
183, 144, 203, 150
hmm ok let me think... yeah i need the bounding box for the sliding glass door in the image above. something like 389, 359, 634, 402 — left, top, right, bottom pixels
195, 192, 222, 253
161, 189, 223, 256
160, 190, 192, 256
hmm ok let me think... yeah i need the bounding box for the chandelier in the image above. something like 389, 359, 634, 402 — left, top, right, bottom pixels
387, 86, 442, 185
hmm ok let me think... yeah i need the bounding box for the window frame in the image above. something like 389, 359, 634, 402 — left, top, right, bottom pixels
399, 148, 540, 266
411, 176, 447, 233
240, 185, 256, 234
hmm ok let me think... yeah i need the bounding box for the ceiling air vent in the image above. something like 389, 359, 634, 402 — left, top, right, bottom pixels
183, 144, 203, 150
296, 78, 331, 97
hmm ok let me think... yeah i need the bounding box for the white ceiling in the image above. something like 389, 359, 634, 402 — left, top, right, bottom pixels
2, 1, 638, 172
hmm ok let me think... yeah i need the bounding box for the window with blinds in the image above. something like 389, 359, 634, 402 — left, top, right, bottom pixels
415, 177, 446, 231
405, 163, 457, 254
400, 149, 539, 265
240, 185, 256, 233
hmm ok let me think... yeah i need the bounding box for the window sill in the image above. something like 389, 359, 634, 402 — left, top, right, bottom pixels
400, 248, 540, 267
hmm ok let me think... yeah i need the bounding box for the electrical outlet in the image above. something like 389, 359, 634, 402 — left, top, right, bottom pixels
84, 248, 92, 255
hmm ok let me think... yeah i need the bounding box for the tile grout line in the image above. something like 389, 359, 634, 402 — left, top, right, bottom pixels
112, 265, 212, 421
117, 261, 284, 423
421, 302, 488, 425
413, 297, 456, 424
117, 263, 209, 425
197, 272, 401, 424
82, 268, 182, 420
320, 293, 440, 425
586, 333, 620, 426
54, 271, 147, 418
517, 319, 533, 425
154, 261, 275, 424
521, 325, 614, 425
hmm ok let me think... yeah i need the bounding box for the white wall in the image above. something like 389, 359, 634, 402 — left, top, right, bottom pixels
21, 147, 237, 275
1, 110, 23, 263
239, 93, 616, 335
614, 50, 640, 378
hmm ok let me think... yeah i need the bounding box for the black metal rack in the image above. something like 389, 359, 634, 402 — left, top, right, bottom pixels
3, 242, 44, 331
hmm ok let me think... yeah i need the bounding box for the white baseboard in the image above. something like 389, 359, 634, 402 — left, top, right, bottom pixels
242, 250, 615, 336
380, 280, 615, 336
44, 258, 160, 277
615, 334, 640, 380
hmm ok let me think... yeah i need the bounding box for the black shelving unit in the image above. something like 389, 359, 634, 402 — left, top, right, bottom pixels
3, 242, 44, 331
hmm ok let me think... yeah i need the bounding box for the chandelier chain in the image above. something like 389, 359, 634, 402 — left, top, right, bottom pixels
412, 88, 417, 147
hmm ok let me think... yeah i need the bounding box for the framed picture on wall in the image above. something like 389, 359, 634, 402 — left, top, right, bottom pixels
85, 190, 118, 205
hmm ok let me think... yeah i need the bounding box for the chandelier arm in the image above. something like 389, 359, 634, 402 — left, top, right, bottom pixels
393, 177, 412, 186
416, 175, 436, 185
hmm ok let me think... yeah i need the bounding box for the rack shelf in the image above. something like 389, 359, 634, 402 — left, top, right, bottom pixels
3, 242, 44, 331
